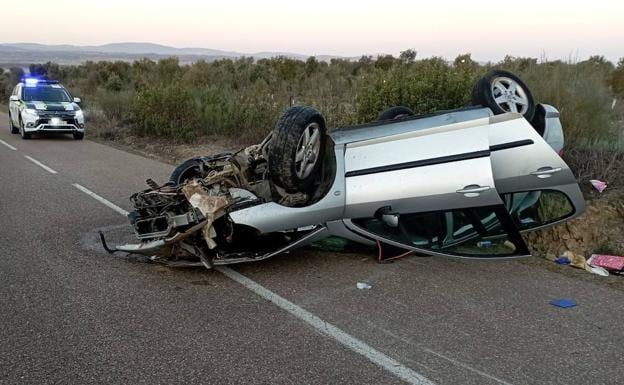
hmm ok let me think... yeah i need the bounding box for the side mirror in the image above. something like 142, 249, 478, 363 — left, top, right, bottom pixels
73, 97, 81, 104
9, 95, 19, 102
376, 206, 400, 228
381, 213, 400, 228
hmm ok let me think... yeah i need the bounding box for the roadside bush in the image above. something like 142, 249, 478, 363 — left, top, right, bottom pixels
357, 58, 478, 122
96, 89, 135, 122
612, 58, 624, 96
132, 82, 200, 140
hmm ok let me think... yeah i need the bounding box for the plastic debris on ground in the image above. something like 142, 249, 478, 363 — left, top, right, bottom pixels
554, 256, 571, 265
588, 254, 624, 273
356, 282, 372, 290
590, 179, 607, 193
551, 251, 611, 276
586, 265, 610, 277
560, 251, 587, 269
550, 298, 577, 308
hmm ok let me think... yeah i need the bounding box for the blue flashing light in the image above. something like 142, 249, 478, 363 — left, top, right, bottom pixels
24, 78, 40, 87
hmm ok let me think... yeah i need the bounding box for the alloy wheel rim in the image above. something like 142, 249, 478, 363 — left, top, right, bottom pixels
295, 122, 321, 179
491, 77, 529, 114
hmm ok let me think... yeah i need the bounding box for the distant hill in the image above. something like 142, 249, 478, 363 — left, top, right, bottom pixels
0, 42, 345, 66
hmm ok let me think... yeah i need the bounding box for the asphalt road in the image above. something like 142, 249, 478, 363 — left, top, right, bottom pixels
1, 112, 623, 385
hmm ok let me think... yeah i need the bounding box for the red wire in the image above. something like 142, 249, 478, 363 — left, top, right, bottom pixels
376, 240, 414, 262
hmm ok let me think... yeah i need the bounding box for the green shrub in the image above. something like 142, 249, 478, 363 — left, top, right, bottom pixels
357, 58, 478, 121
132, 82, 200, 140
96, 89, 135, 122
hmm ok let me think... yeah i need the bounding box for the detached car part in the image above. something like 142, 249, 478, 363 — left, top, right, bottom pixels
104, 70, 585, 268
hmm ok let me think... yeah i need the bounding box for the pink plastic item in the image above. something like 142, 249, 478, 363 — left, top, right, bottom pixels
589, 179, 607, 193
588, 254, 624, 271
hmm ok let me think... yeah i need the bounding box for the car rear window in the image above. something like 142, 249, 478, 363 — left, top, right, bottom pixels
22, 85, 71, 103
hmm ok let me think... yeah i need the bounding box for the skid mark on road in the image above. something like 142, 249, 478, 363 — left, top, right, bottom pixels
24, 155, 58, 174
0, 139, 17, 151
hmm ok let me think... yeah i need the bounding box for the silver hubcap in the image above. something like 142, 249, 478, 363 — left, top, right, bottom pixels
491, 77, 529, 114
295, 122, 321, 179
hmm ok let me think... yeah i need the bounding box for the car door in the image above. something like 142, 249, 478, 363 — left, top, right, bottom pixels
10, 84, 22, 126
342, 118, 530, 258
486, 114, 585, 231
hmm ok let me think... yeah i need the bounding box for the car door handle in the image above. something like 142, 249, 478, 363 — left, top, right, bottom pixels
456, 185, 491, 197
530, 167, 562, 178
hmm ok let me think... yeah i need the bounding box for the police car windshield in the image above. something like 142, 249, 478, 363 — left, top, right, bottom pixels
23, 85, 71, 103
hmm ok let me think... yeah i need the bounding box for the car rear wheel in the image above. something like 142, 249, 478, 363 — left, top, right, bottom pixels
8, 113, 18, 134
269, 106, 326, 193
471, 70, 536, 121
377, 106, 415, 121
73, 132, 84, 140
19, 118, 31, 140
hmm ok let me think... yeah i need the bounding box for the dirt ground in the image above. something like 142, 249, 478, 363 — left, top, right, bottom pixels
89, 122, 239, 167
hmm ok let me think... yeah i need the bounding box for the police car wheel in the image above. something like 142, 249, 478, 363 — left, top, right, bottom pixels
8, 113, 18, 134
73, 132, 84, 140
19, 118, 31, 140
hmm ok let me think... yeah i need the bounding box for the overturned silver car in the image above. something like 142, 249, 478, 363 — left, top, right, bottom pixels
101, 70, 585, 268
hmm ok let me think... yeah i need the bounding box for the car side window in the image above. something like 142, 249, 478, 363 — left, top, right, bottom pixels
352, 205, 529, 258
502, 190, 574, 230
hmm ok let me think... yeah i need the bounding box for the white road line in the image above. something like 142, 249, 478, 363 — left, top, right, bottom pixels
72, 183, 129, 216
0, 139, 17, 151
75, 182, 435, 385
24, 155, 58, 174
217, 266, 436, 385
419, 347, 513, 385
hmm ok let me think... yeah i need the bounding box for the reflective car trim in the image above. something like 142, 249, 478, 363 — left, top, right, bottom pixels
345, 149, 490, 177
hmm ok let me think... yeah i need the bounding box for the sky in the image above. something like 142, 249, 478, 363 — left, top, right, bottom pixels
3, 0, 623, 62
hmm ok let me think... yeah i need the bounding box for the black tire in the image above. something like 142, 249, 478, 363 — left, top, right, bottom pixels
8, 113, 18, 134
269, 106, 327, 193
19, 118, 31, 140
169, 158, 205, 185
471, 70, 536, 121
73, 132, 84, 140
377, 106, 415, 121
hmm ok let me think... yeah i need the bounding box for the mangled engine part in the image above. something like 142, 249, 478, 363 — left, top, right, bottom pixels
181, 181, 232, 249
111, 169, 236, 267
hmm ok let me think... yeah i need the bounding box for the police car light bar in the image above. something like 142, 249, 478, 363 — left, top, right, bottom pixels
24, 78, 40, 86
22, 78, 59, 87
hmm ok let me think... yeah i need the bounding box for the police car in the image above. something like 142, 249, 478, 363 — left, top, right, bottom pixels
8, 78, 85, 140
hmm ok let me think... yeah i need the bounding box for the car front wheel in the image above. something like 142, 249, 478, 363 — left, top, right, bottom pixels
19, 118, 31, 140
269, 106, 327, 193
